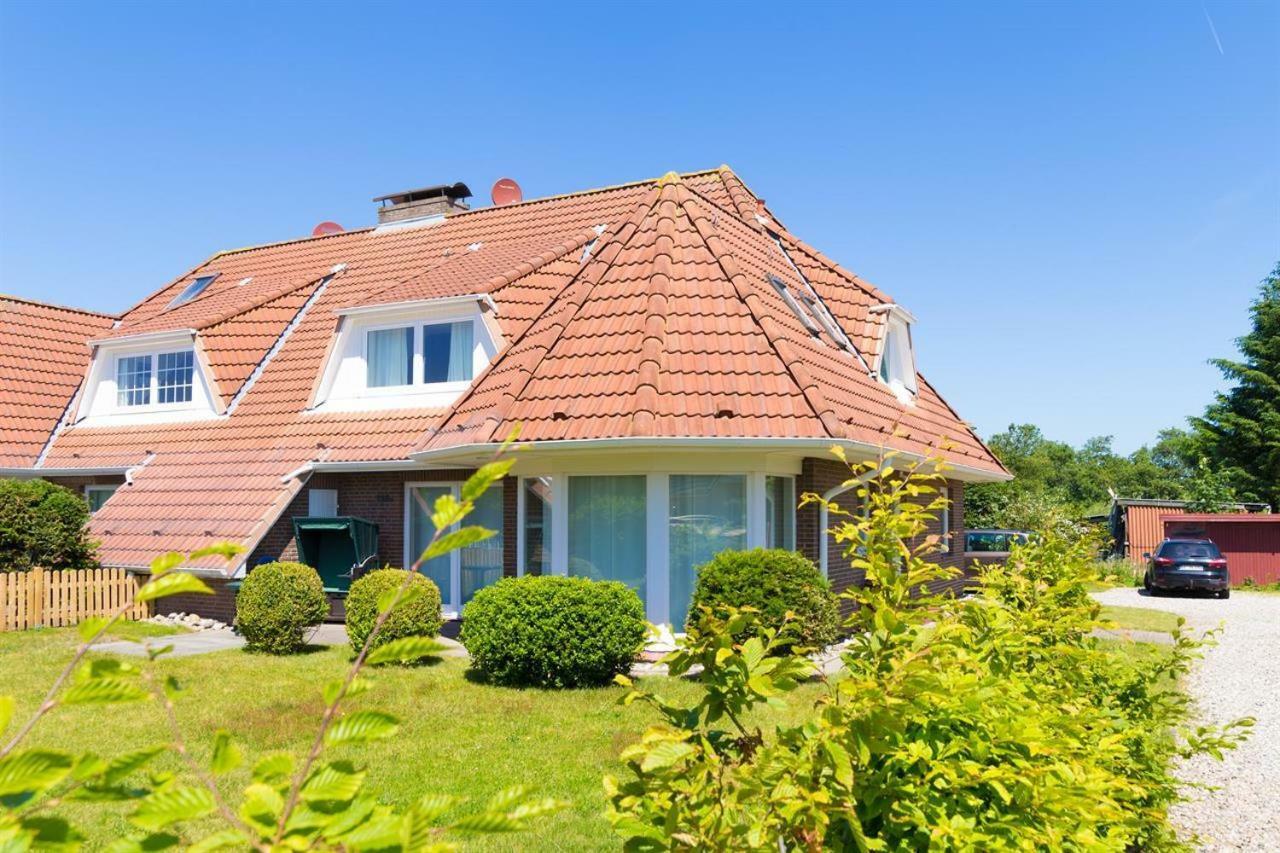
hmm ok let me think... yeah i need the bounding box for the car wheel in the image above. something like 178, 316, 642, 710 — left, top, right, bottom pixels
1220, 589, 1230, 600
1143, 573, 1153, 593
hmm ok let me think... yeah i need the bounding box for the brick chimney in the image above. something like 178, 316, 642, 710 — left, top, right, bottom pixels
373, 182, 472, 224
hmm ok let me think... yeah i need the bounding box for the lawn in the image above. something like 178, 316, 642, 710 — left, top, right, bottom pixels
0, 627, 822, 850
1098, 604, 1182, 633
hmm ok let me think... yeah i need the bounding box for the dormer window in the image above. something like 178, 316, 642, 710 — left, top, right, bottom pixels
365, 321, 475, 389
313, 296, 498, 413
871, 305, 918, 401
167, 274, 218, 310
114, 349, 195, 408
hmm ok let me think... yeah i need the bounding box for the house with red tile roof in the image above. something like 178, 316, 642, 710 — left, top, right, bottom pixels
0, 167, 1008, 625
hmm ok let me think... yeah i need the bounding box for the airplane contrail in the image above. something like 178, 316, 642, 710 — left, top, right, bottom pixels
1203, 5, 1224, 55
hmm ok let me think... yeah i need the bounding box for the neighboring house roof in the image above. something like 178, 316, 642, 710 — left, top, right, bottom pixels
0, 296, 117, 467
1, 167, 1007, 572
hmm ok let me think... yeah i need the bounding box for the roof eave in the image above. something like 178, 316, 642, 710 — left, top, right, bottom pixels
408, 436, 1013, 483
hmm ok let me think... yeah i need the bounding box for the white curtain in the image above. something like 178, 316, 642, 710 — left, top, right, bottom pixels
568, 476, 647, 602
669, 475, 747, 626
460, 484, 503, 605
447, 321, 473, 382
367, 327, 412, 387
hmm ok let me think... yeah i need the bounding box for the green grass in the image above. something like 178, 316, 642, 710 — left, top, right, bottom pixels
1098, 605, 1182, 633
103, 620, 187, 641
0, 628, 822, 850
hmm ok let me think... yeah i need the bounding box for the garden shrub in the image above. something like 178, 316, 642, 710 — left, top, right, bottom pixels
608, 450, 1252, 850
345, 567, 443, 654
234, 561, 328, 654
0, 477, 98, 572
461, 576, 646, 688
687, 548, 838, 650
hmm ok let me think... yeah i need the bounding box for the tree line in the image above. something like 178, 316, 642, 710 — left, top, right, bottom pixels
969, 262, 1279, 529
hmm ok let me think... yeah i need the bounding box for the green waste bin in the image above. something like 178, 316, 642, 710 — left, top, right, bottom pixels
291, 516, 380, 594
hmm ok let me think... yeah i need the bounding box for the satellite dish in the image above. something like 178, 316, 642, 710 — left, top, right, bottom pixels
312, 221, 344, 236
491, 177, 522, 207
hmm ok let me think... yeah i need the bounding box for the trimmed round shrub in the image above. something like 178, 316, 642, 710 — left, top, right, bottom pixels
235, 561, 328, 654
345, 568, 443, 654
687, 548, 839, 650
461, 576, 646, 688
0, 478, 98, 572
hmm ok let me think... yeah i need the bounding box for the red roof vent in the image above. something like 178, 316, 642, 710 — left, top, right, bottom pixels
312, 221, 344, 237
491, 177, 523, 207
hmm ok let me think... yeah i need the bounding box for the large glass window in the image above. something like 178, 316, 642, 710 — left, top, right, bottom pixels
522, 477, 552, 576
765, 475, 796, 550
568, 476, 647, 603
461, 486, 503, 606
156, 350, 194, 404
423, 321, 474, 383
669, 475, 747, 626
85, 485, 117, 514
116, 355, 152, 406
408, 485, 453, 601
367, 327, 413, 388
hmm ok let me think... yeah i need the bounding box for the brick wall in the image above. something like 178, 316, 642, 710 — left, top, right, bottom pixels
162, 578, 237, 623
797, 457, 969, 599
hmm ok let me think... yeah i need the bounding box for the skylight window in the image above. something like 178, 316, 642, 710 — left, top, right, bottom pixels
167, 274, 218, 309
799, 288, 854, 351
768, 275, 819, 335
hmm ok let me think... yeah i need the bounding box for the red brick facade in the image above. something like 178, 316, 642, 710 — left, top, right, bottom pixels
796, 457, 970, 601
167, 458, 973, 621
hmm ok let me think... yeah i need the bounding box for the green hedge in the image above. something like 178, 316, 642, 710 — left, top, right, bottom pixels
235, 561, 328, 654
345, 568, 443, 654
687, 548, 839, 650
0, 478, 98, 572
461, 576, 646, 688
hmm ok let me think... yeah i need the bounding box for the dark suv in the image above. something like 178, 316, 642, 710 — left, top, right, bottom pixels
1143, 539, 1230, 598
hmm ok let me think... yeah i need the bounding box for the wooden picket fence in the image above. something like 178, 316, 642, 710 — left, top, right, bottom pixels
0, 567, 150, 631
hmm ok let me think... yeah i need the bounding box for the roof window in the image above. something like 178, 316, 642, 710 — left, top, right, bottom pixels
768, 275, 819, 335
167, 274, 218, 309
872, 306, 918, 401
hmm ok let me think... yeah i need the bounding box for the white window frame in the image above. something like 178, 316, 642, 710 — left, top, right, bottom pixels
84, 484, 118, 514
871, 305, 918, 402
312, 298, 498, 413
404, 480, 504, 616
112, 348, 197, 411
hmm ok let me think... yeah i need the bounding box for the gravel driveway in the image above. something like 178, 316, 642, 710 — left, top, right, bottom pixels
1092, 587, 1280, 851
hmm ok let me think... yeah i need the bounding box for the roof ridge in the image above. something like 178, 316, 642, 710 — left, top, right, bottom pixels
630, 184, 679, 436
419, 186, 666, 449
714, 165, 765, 224
674, 183, 848, 440
0, 293, 118, 320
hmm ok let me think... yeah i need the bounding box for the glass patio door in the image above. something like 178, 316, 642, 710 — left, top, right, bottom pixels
408, 482, 505, 614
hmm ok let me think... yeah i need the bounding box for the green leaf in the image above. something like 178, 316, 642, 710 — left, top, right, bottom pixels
367, 636, 447, 666
129, 785, 216, 830
136, 572, 211, 603
377, 581, 428, 615
450, 811, 522, 834
461, 459, 515, 503
209, 731, 241, 775
401, 793, 456, 851
19, 816, 85, 851
148, 552, 186, 577
71, 753, 107, 781
325, 710, 400, 746
323, 676, 372, 706
250, 752, 294, 784
77, 616, 112, 643
104, 747, 166, 785
429, 493, 465, 531
238, 782, 283, 830
301, 761, 365, 803
420, 526, 493, 564
62, 678, 149, 705
186, 543, 243, 563
639, 740, 695, 773
0, 750, 74, 797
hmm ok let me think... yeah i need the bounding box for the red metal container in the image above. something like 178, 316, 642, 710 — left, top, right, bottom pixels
1160, 514, 1280, 586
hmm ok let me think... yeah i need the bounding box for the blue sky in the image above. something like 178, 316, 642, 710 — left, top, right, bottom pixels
1, 1, 1276, 453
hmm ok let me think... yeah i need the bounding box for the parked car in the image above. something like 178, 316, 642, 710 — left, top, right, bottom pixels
1143, 539, 1230, 598
964, 529, 1031, 555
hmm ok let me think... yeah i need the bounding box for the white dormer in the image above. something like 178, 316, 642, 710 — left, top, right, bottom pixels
310, 295, 501, 413
869, 304, 918, 403
76, 330, 220, 425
